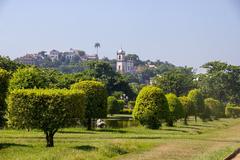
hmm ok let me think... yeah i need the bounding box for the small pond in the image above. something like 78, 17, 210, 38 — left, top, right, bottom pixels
92, 119, 139, 128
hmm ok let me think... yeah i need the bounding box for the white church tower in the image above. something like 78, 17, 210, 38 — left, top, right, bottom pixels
116, 49, 127, 73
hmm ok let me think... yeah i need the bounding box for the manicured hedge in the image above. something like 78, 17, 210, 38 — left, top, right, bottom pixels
7, 89, 85, 147
0, 69, 10, 127
204, 98, 224, 119
166, 93, 184, 126
133, 86, 169, 129
179, 96, 194, 125
225, 103, 240, 118
71, 80, 108, 130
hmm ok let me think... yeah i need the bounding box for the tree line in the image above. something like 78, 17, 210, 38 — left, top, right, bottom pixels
1, 56, 240, 147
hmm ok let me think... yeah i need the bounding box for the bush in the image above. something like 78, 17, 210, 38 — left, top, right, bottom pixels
0, 69, 10, 127
128, 101, 135, 109
204, 98, 224, 119
9, 67, 58, 90
119, 108, 133, 114
188, 89, 204, 121
166, 93, 184, 126
225, 103, 240, 118
179, 96, 194, 125
133, 86, 169, 129
7, 89, 85, 147
71, 80, 108, 130
107, 96, 119, 115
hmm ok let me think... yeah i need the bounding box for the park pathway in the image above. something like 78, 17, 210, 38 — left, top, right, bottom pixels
118, 121, 240, 160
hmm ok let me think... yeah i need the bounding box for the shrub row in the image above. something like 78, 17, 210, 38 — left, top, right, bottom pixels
225, 103, 240, 118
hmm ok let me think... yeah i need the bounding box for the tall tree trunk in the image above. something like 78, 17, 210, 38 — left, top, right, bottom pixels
87, 118, 92, 130
195, 114, 197, 122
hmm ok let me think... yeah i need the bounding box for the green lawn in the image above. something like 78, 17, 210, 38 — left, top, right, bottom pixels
0, 118, 240, 160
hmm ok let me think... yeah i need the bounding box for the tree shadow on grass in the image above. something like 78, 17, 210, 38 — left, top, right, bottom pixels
162, 128, 189, 133
73, 145, 98, 151
93, 129, 127, 133
58, 131, 96, 134
0, 143, 31, 150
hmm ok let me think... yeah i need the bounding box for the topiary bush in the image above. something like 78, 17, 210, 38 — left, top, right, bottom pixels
71, 80, 108, 130
7, 89, 85, 147
166, 93, 184, 126
178, 96, 194, 125
107, 96, 119, 115
0, 69, 10, 127
225, 103, 240, 118
188, 89, 204, 121
204, 98, 224, 119
133, 86, 169, 129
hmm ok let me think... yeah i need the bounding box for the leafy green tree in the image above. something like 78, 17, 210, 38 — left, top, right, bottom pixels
0, 69, 10, 127
7, 89, 85, 147
188, 89, 205, 122
133, 86, 169, 129
199, 61, 240, 104
0, 56, 22, 71
179, 96, 194, 125
71, 80, 108, 130
107, 96, 119, 115
153, 67, 195, 96
204, 98, 224, 119
166, 93, 184, 126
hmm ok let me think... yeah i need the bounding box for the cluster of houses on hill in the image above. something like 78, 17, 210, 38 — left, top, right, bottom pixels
15, 48, 98, 66
16, 48, 138, 74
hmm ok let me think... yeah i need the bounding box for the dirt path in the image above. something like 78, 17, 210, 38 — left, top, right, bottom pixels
118, 122, 240, 160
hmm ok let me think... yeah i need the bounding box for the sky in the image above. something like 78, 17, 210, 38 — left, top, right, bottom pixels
0, 0, 240, 68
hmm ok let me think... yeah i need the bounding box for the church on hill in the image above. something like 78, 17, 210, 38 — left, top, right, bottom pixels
116, 49, 135, 74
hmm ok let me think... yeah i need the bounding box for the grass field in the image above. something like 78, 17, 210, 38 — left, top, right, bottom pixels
0, 117, 240, 160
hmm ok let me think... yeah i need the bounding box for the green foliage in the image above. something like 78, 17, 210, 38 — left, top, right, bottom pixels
204, 98, 224, 119
166, 93, 184, 126
112, 91, 124, 99
9, 67, 59, 90
117, 100, 125, 111
71, 80, 108, 130
128, 101, 135, 109
188, 89, 205, 120
179, 96, 194, 125
107, 96, 119, 115
0, 69, 10, 127
133, 86, 169, 129
199, 61, 240, 103
153, 67, 195, 96
225, 103, 240, 118
7, 89, 85, 147
0, 56, 22, 71
119, 108, 133, 114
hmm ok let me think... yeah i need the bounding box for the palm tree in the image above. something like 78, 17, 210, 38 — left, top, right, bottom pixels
94, 42, 100, 55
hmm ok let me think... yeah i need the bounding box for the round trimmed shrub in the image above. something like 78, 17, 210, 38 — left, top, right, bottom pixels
166, 93, 184, 126
188, 89, 204, 121
71, 80, 108, 130
225, 103, 240, 118
204, 98, 224, 119
107, 96, 119, 115
133, 86, 169, 129
7, 89, 85, 147
179, 96, 194, 125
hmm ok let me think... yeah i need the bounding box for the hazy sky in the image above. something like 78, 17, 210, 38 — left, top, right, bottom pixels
0, 0, 240, 68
